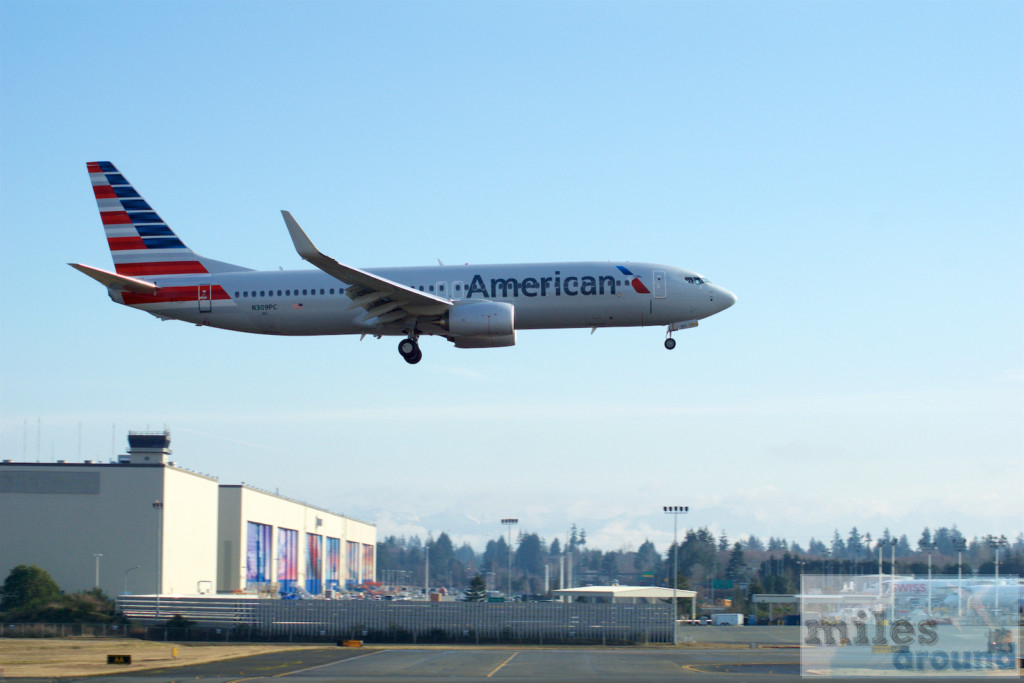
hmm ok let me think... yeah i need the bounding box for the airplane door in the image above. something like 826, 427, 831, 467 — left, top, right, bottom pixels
652, 270, 667, 299
198, 284, 212, 313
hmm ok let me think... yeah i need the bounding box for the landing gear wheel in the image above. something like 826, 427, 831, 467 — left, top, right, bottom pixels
398, 338, 422, 364
664, 338, 677, 350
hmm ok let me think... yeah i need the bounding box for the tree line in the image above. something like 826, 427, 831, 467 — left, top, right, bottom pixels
377, 525, 1024, 609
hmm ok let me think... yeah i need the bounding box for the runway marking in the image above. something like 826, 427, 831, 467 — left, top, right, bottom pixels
273, 648, 385, 677
487, 651, 519, 677
682, 661, 795, 676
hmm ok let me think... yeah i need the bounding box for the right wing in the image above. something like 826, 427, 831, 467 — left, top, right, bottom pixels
281, 211, 451, 326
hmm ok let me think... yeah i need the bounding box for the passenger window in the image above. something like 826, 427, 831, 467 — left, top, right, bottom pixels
429, 285, 434, 292
277, 290, 282, 296
455, 284, 461, 291
330, 288, 335, 295
439, 284, 445, 292
260, 291, 265, 297
303, 289, 308, 295
242, 291, 248, 297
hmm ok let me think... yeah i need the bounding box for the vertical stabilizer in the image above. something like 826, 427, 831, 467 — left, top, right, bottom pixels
87, 162, 245, 276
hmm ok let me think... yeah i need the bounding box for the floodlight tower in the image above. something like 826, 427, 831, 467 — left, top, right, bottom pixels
987, 535, 1008, 612
663, 505, 689, 639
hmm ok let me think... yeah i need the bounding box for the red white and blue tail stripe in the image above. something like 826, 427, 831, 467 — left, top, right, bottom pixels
87, 161, 242, 276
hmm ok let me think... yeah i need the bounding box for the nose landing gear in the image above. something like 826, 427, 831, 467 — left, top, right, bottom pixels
398, 337, 422, 364
664, 320, 697, 350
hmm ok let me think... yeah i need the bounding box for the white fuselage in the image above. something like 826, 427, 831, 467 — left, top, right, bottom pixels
116, 261, 735, 337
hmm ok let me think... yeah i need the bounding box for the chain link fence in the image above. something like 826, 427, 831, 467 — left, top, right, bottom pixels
111, 596, 674, 644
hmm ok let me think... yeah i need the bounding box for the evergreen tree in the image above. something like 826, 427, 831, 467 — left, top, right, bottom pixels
514, 533, 546, 577
918, 528, 933, 552
482, 537, 509, 573
462, 574, 487, 601
636, 540, 660, 573
455, 542, 477, 571
830, 530, 847, 559
726, 542, 747, 580
847, 528, 864, 557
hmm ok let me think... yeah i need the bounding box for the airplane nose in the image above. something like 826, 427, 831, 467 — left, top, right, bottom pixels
716, 287, 737, 311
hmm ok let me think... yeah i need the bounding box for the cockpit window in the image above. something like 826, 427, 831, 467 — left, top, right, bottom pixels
684, 276, 711, 285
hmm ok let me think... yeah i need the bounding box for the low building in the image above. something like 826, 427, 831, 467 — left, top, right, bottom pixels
217, 484, 376, 595
0, 431, 375, 598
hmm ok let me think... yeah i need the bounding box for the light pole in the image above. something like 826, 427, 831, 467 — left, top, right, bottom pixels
152, 500, 163, 621
663, 506, 689, 637
877, 541, 884, 597
953, 539, 967, 617
123, 565, 141, 595
501, 519, 517, 600
93, 553, 103, 589
921, 541, 936, 618
987, 535, 1008, 612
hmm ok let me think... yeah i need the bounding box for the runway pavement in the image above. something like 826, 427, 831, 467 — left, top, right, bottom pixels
3, 646, 804, 683
7, 639, 1016, 682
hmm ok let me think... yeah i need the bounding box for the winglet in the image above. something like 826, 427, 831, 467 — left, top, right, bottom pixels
282, 210, 319, 262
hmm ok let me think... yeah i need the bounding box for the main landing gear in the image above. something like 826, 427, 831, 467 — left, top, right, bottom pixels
398, 337, 422, 365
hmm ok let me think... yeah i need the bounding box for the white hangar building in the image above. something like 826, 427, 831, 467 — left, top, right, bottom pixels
0, 431, 376, 599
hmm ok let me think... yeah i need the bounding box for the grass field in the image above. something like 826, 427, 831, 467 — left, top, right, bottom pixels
0, 638, 321, 678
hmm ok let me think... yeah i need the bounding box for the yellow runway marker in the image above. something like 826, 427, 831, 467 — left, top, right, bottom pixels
487, 651, 519, 677
275, 648, 385, 677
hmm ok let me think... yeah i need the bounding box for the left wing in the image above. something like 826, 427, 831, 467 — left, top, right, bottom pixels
281, 211, 451, 326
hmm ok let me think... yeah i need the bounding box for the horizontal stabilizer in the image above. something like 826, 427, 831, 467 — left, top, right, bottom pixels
69, 263, 160, 294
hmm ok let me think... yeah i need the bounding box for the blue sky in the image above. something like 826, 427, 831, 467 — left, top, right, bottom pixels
1, 1, 1021, 554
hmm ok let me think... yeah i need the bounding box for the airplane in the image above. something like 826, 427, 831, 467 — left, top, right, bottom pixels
72, 162, 737, 364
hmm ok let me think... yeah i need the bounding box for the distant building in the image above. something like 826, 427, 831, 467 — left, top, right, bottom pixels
0, 431, 375, 598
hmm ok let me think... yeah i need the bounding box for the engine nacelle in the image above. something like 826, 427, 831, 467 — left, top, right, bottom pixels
449, 301, 516, 347
453, 333, 516, 349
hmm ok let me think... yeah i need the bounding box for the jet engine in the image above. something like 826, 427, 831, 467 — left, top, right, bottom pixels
448, 301, 516, 348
